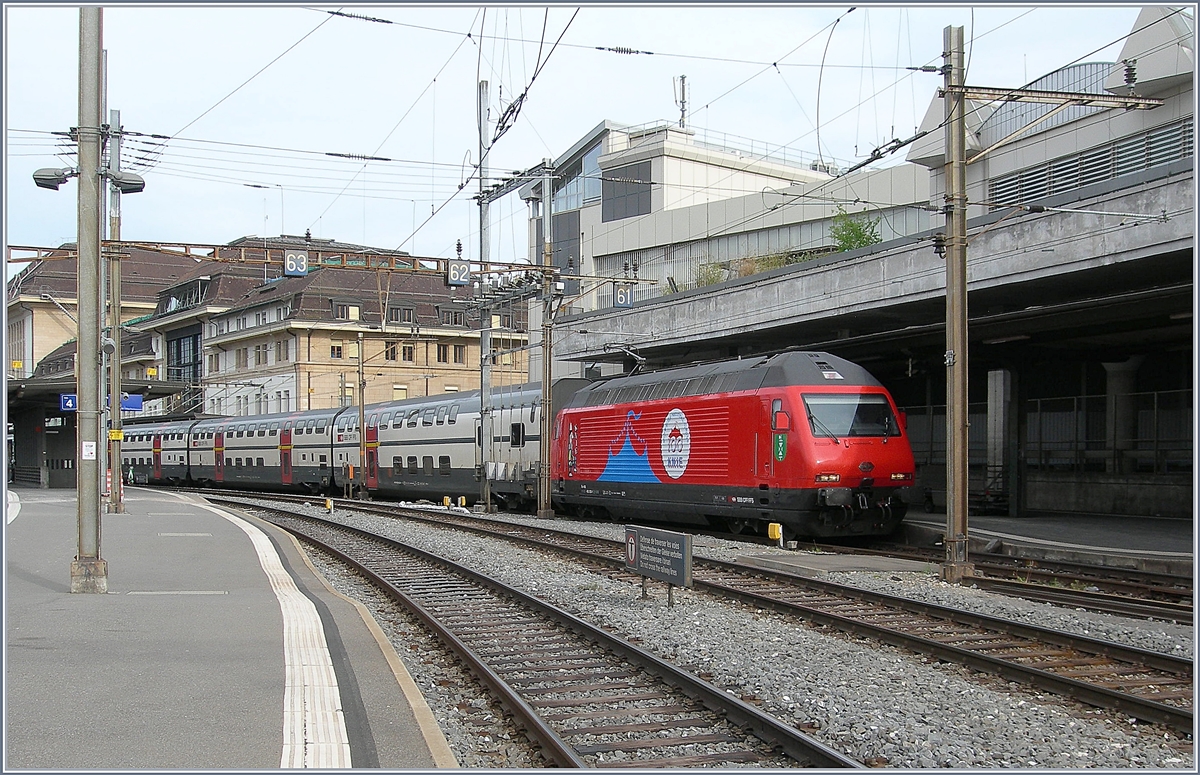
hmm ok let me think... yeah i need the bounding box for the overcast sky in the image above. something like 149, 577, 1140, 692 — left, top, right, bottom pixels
5, 3, 1142, 270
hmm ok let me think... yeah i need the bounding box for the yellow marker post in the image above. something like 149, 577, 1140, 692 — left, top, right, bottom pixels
767, 522, 783, 548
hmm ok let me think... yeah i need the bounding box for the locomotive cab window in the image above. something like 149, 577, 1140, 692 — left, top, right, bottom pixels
802, 393, 900, 438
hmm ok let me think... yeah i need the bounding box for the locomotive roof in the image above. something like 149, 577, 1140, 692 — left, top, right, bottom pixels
567, 351, 882, 408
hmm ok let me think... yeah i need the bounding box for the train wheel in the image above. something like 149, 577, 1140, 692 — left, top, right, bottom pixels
724, 517, 752, 535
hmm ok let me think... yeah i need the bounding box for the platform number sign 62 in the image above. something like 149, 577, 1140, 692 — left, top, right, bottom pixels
284, 249, 308, 277
614, 283, 634, 308
446, 259, 471, 287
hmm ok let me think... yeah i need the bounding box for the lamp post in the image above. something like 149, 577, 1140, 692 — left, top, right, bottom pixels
33, 10, 145, 592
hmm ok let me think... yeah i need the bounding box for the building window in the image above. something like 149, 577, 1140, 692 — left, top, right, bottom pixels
384, 341, 398, 361
441, 310, 465, 326
602, 160, 652, 222
331, 341, 344, 359
436, 344, 449, 363
388, 307, 414, 324
453, 344, 466, 364
235, 347, 249, 369
207, 353, 220, 374
254, 344, 268, 366
402, 345, 415, 362
334, 303, 361, 320
393, 385, 408, 401
276, 339, 289, 362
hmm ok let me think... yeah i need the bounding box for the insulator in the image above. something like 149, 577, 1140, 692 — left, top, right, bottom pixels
1124, 59, 1137, 87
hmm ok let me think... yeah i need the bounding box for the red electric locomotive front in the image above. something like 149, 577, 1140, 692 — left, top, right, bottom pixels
550, 350, 915, 539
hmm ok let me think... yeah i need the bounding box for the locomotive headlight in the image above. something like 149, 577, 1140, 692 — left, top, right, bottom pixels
890, 472, 914, 481
815, 473, 841, 483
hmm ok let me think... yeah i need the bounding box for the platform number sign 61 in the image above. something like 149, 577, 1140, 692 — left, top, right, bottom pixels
446, 259, 471, 287
284, 250, 308, 277
613, 283, 634, 308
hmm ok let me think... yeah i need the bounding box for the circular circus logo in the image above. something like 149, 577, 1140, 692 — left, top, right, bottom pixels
660, 408, 691, 479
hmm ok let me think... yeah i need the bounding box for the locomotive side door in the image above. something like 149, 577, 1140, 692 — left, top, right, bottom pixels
280, 422, 293, 485
757, 400, 775, 481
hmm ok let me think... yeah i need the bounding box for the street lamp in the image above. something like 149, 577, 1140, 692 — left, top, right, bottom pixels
32, 30, 147, 590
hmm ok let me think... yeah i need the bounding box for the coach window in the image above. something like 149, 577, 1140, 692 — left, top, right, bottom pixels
448, 405, 459, 424
436, 406, 448, 425
235, 458, 243, 468
379, 412, 392, 429
258, 426, 267, 437
283, 422, 292, 433
319, 454, 327, 469
269, 423, 279, 436
368, 414, 378, 428
316, 420, 327, 433
392, 456, 402, 475
407, 456, 418, 474
439, 456, 451, 476
511, 423, 525, 448
422, 456, 434, 476
422, 408, 436, 426
247, 424, 256, 435
406, 409, 419, 428
256, 458, 264, 468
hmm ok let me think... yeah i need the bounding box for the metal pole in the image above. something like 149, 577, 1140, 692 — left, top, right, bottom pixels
108, 108, 124, 513
941, 25, 973, 583
357, 331, 366, 499
537, 159, 554, 518
478, 80, 494, 512
72, 6, 106, 593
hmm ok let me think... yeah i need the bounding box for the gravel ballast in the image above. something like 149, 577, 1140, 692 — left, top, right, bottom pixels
273, 500, 1193, 769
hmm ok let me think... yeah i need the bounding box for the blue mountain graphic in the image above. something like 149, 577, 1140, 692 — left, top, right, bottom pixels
597, 436, 661, 483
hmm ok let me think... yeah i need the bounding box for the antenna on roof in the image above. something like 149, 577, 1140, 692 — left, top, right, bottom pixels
674, 75, 687, 129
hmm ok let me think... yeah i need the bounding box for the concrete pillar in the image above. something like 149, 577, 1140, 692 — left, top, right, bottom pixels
985, 369, 1011, 500
1102, 356, 1143, 473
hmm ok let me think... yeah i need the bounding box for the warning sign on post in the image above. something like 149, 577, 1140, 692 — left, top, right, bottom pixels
624, 525, 693, 587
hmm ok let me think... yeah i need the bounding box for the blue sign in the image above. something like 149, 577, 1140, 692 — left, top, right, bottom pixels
614, 283, 634, 308
284, 249, 308, 276
105, 393, 144, 410
60, 393, 77, 412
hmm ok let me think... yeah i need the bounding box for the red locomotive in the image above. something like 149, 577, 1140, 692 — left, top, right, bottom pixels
551, 350, 915, 538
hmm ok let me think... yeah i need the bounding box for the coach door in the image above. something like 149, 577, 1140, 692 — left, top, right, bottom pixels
365, 413, 379, 489
214, 428, 225, 483
152, 434, 163, 480
280, 422, 293, 485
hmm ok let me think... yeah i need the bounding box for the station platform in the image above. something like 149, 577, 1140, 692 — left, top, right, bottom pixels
902, 511, 1194, 577
4, 486, 457, 769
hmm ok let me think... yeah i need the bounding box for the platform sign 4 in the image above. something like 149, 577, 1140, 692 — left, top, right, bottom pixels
613, 283, 634, 308
446, 259, 471, 287
284, 249, 308, 276
60, 393, 77, 412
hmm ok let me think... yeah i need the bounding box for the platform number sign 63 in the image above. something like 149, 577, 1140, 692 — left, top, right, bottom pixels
446, 259, 471, 287
613, 283, 634, 308
284, 250, 308, 277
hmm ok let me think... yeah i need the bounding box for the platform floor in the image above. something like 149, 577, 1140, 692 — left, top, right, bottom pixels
4, 486, 457, 769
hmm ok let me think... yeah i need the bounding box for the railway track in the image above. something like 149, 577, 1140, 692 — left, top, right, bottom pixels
813, 541, 1194, 619
212, 494, 1193, 734
240, 501, 862, 768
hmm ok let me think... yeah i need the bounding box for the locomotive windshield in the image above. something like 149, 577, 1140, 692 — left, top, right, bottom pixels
802, 393, 900, 439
